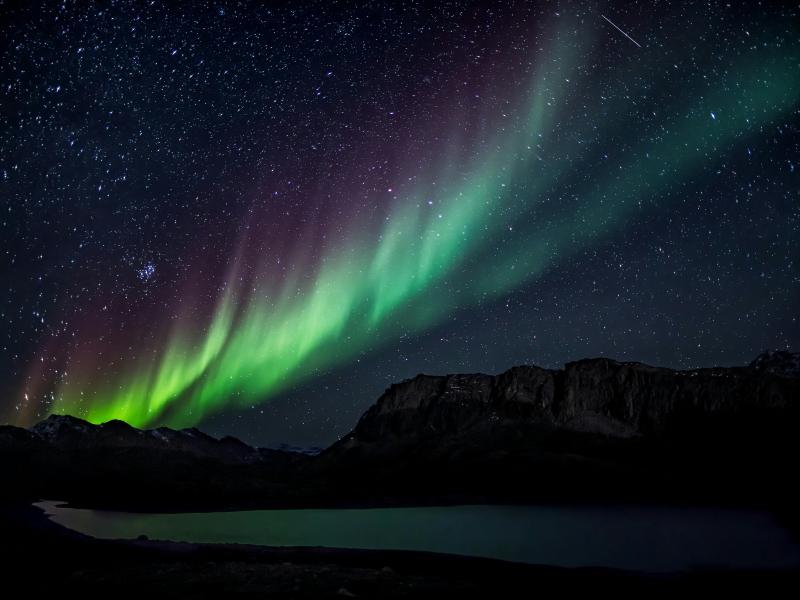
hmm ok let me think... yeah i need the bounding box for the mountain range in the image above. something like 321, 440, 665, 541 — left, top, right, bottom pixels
2, 352, 799, 511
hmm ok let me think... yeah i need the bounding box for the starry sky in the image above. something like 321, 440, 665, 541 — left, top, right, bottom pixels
2, 1, 799, 447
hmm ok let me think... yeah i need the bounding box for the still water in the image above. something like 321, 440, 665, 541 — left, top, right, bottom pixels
37, 500, 800, 572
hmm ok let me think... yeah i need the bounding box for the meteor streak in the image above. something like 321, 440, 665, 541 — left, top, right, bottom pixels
601, 14, 642, 48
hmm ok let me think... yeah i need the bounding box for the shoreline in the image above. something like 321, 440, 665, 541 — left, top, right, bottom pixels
5, 500, 800, 597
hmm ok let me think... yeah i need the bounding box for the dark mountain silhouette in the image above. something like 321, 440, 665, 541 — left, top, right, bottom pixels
749, 350, 800, 377
311, 353, 800, 507
0, 413, 309, 510
29, 414, 270, 463
2, 352, 799, 511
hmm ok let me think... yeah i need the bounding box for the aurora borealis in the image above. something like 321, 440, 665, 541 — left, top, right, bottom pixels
2, 2, 799, 444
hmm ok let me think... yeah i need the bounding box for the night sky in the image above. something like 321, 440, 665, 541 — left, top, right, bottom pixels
2, 1, 798, 447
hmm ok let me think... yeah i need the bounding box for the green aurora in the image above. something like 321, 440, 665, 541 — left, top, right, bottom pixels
46, 25, 799, 428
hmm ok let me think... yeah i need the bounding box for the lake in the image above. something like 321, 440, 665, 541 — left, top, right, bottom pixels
36, 501, 800, 572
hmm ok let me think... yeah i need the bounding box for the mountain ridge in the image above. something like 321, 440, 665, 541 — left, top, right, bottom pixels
334, 353, 798, 448
2, 351, 799, 510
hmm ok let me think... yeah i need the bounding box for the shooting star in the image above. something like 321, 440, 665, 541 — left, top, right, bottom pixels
601, 14, 642, 48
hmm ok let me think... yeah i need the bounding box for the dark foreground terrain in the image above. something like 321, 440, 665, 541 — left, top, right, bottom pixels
3, 502, 799, 598
2, 352, 800, 513
2, 352, 799, 595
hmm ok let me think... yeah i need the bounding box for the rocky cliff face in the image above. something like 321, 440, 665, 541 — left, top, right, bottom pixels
340, 356, 799, 450
314, 354, 800, 507
2, 353, 798, 510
